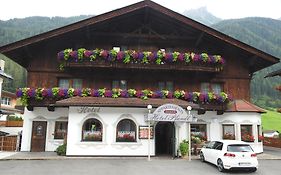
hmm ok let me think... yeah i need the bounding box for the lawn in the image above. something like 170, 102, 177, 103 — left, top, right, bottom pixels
262, 110, 281, 132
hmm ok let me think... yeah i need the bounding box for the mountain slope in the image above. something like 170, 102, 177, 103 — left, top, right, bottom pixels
183, 7, 221, 25
212, 17, 281, 108
0, 15, 92, 47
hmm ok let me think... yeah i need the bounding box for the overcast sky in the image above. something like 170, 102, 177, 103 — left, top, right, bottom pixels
0, 0, 281, 21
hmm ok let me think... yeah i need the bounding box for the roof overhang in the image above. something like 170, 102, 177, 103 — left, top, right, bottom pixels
55, 96, 199, 109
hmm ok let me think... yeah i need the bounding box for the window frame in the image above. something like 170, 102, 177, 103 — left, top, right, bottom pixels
58, 78, 83, 89
222, 124, 235, 140
82, 118, 103, 142
240, 124, 254, 142
54, 121, 68, 140
112, 80, 127, 90
200, 82, 222, 93
116, 119, 137, 142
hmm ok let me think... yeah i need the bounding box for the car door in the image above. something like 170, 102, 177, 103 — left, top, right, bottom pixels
209, 141, 224, 164
203, 141, 215, 162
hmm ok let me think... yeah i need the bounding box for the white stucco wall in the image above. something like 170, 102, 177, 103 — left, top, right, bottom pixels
20, 106, 263, 154
21, 107, 68, 151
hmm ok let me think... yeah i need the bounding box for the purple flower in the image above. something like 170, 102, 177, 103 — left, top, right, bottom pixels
178, 53, 184, 62
135, 91, 143, 98
58, 89, 66, 97
121, 90, 128, 98
193, 54, 200, 62
184, 92, 193, 102
70, 51, 78, 62
42, 89, 49, 97
105, 90, 112, 97
27, 89, 35, 98
84, 50, 93, 58
167, 92, 173, 99
57, 51, 64, 60
74, 89, 82, 96
100, 50, 109, 59
165, 53, 173, 62
16, 89, 23, 97
91, 90, 100, 97
47, 89, 53, 97
132, 52, 139, 60
138, 52, 144, 61
148, 52, 157, 62
117, 51, 124, 61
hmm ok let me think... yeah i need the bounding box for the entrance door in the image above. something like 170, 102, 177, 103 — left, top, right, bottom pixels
31, 121, 47, 152
155, 122, 175, 157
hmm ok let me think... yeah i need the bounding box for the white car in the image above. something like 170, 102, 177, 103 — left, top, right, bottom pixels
199, 140, 258, 172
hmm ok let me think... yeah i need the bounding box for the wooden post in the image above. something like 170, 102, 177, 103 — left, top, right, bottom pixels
1, 136, 4, 151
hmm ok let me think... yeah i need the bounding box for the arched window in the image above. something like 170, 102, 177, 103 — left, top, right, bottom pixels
82, 118, 102, 141
116, 119, 136, 142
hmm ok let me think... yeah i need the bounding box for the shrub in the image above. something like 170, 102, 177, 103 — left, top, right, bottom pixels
179, 140, 189, 156
56, 144, 66, 156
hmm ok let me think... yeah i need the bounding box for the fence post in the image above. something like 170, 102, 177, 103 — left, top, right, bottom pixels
1, 136, 3, 151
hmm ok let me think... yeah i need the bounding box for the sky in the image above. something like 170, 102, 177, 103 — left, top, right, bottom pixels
0, 0, 281, 21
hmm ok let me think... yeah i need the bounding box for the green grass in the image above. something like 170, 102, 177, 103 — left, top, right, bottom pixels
262, 110, 281, 132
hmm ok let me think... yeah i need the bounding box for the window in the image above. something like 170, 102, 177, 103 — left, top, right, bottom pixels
200, 83, 222, 93
257, 125, 263, 142
212, 141, 223, 150
112, 80, 127, 90
191, 124, 207, 141
82, 118, 102, 141
158, 81, 174, 92
227, 144, 253, 152
222, 124, 235, 140
241, 125, 254, 142
54, 121, 68, 139
1, 97, 11, 106
58, 78, 83, 89
73, 79, 82, 89
116, 119, 136, 142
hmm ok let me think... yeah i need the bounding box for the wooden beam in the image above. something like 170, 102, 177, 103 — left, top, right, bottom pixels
195, 32, 204, 47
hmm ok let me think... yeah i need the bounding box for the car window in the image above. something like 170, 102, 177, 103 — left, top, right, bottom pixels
206, 141, 215, 149
212, 141, 223, 150
227, 144, 253, 152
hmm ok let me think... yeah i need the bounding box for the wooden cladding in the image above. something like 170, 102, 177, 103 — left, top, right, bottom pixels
65, 61, 220, 73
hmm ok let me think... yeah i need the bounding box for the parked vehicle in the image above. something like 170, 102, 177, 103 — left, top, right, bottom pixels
199, 140, 258, 172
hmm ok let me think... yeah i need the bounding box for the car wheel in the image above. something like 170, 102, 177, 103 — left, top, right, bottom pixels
199, 152, 205, 162
217, 159, 225, 172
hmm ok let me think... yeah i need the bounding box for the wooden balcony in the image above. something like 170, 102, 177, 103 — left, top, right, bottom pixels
0, 121, 23, 127
64, 61, 221, 73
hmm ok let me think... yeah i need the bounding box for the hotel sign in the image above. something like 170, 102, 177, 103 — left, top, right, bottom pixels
146, 104, 192, 122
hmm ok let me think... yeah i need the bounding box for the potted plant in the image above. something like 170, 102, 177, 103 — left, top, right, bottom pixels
179, 139, 189, 159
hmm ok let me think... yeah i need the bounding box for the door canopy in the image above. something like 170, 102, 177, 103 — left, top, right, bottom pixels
148, 104, 191, 122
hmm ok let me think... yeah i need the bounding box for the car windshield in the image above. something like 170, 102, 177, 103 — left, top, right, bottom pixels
227, 144, 253, 152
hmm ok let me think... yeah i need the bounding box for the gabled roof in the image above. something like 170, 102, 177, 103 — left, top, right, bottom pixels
226, 99, 265, 113
0, 0, 279, 72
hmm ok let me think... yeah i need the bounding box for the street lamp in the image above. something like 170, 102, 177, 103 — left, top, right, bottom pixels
147, 104, 152, 161
187, 106, 192, 161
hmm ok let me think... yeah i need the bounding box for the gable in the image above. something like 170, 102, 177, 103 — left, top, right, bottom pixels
0, 0, 279, 72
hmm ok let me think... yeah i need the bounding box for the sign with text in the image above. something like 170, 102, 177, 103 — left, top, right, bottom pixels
77, 107, 100, 113
139, 126, 154, 139
146, 104, 193, 122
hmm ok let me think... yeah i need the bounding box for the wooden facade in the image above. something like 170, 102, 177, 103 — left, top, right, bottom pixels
0, 0, 279, 106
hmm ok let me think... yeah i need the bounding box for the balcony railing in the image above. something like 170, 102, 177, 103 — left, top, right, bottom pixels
57, 49, 225, 72
16, 88, 230, 111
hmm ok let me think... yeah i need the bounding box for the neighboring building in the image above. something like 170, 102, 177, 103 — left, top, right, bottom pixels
0, 0, 279, 155
263, 130, 280, 138
0, 90, 23, 121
